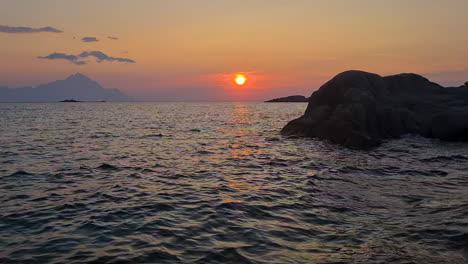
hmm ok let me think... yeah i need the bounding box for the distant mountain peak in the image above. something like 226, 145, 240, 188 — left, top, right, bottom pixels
0, 73, 133, 102
65, 72, 93, 82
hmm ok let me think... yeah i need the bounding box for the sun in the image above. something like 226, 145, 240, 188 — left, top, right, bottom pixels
234, 74, 247, 86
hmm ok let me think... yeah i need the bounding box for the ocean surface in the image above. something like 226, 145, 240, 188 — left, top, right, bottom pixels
0, 102, 467, 264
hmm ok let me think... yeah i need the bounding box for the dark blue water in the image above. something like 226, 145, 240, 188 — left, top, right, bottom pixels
1, 102, 467, 263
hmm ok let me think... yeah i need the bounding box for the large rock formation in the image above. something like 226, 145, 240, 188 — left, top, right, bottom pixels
281, 70, 468, 149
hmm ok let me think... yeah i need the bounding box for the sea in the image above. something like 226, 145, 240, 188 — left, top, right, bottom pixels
0, 102, 467, 264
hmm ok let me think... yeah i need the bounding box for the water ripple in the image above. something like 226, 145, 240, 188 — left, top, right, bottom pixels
1, 102, 467, 263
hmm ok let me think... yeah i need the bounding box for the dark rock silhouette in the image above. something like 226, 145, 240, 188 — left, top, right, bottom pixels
59, 99, 82, 102
281, 70, 468, 149
0, 73, 133, 102
266, 95, 309, 102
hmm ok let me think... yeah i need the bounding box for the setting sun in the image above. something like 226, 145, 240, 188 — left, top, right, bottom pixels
235, 74, 247, 86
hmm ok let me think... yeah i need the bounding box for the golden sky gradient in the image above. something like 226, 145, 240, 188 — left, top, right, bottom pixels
1, 0, 468, 100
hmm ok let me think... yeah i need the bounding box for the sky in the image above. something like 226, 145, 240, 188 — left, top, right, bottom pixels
1, 0, 468, 101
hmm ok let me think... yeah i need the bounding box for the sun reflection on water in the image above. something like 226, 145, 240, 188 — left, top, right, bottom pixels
220, 103, 264, 204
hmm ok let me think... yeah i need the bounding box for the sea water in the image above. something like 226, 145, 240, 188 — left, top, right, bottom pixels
1, 102, 467, 263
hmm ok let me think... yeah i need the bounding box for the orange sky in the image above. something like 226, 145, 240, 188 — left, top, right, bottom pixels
1, 0, 468, 101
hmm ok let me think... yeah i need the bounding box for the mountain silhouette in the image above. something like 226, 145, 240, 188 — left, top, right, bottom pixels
0, 73, 133, 102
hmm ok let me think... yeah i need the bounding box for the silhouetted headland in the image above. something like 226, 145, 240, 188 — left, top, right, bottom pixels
265, 95, 309, 102
282, 70, 468, 149
59, 99, 82, 102
58, 99, 107, 103
0, 73, 133, 102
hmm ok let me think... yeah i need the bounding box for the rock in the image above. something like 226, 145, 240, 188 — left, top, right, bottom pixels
281, 70, 468, 149
265, 95, 309, 102
431, 112, 468, 141
59, 99, 81, 102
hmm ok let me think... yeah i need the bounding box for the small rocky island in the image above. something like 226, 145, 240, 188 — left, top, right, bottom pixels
281, 70, 468, 149
266, 95, 309, 102
59, 99, 82, 102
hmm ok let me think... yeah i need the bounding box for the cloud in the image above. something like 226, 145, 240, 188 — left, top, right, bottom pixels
78, 51, 135, 63
0, 25, 63, 34
38, 51, 136, 65
37, 53, 85, 65
82, 37, 99, 42
107, 36, 118, 40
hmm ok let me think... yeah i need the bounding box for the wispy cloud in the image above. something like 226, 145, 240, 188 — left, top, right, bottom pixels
38, 51, 136, 65
0, 25, 63, 34
37, 53, 85, 65
107, 36, 118, 40
79, 51, 135, 63
82, 37, 99, 42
